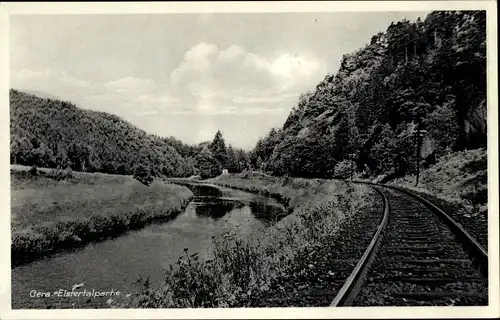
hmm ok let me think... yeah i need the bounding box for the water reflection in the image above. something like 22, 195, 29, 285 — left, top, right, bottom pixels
186, 184, 222, 197
249, 201, 286, 224
194, 198, 244, 220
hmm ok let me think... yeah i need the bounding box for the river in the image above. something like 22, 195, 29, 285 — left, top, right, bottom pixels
11, 184, 285, 309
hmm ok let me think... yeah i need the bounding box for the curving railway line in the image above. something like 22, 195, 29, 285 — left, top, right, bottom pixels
167, 180, 488, 307
332, 183, 488, 307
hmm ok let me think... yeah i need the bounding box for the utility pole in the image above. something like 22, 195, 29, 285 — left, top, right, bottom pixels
412, 120, 426, 187
350, 153, 354, 181
348, 152, 357, 181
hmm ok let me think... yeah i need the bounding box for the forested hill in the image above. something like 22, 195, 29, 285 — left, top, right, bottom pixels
10, 89, 195, 177
251, 11, 487, 179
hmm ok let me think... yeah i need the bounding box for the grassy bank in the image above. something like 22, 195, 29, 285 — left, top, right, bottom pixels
389, 148, 488, 249
112, 179, 375, 308
11, 167, 193, 267
208, 171, 327, 212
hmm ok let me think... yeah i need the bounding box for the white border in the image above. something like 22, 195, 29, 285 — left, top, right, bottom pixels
0, 1, 498, 319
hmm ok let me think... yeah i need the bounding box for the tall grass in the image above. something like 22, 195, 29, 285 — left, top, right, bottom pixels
11, 168, 193, 266
115, 180, 374, 308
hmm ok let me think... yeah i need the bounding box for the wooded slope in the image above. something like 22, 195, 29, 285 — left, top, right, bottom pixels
252, 11, 487, 179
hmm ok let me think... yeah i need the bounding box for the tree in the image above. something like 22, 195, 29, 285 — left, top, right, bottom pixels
10, 136, 33, 165
68, 142, 90, 172
333, 160, 351, 179
225, 145, 239, 173
28, 142, 55, 168
117, 163, 130, 175
134, 164, 153, 186
266, 134, 336, 178
195, 146, 222, 179
185, 156, 198, 176
332, 117, 350, 160
235, 149, 250, 172
209, 130, 228, 168
424, 101, 461, 154
255, 156, 263, 171
252, 128, 282, 167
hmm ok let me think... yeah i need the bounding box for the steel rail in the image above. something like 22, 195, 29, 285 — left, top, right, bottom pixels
377, 183, 488, 277
330, 186, 390, 306
354, 181, 488, 275
331, 181, 488, 306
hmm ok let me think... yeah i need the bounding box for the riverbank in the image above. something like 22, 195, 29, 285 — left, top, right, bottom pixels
11, 167, 193, 267
114, 178, 376, 308
194, 171, 325, 212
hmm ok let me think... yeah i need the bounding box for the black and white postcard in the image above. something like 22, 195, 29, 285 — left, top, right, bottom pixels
0, 1, 498, 319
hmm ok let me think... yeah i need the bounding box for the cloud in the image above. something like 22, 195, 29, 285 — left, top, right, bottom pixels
12, 68, 94, 95
232, 92, 300, 104
170, 43, 327, 106
11, 71, 174, 140
105, 77, 157, 93
136, 110, 159, 117
170, 42, 219, 91
104, 77, 180, 106
270, 54, 325, 91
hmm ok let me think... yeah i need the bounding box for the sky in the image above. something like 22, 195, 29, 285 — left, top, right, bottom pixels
10, 11, 429, 149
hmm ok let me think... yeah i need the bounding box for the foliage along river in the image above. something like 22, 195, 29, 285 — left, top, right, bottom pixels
11, 184, 285, 308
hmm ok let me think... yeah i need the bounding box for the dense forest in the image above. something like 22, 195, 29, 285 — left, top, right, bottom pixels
10, 90, 250, 178
250, 11, 487, 180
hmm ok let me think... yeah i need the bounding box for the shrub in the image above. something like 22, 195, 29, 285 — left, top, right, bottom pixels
333, 160, 352, 179
134, 164, 153, 186
28, 165, 38, 176
117, 163, 130, 175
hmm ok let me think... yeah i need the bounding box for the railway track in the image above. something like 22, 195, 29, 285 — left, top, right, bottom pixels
332, 184, 488, 306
